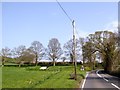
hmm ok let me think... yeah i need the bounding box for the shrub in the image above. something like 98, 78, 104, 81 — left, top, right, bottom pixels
84, 66, 92, 71
26, 66, 40, 71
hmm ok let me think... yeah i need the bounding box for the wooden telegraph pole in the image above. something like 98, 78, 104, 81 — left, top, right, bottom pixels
56, 0, 77, 80
118, 27, 120, 47
72, 20, 77, 80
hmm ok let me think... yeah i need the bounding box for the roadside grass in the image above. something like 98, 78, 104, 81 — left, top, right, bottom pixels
0, 67, 2, 89
4, 62, 18, 65
2, 66, 86, 88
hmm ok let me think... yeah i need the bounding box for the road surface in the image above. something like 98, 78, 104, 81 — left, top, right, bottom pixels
81, 70, 120, 90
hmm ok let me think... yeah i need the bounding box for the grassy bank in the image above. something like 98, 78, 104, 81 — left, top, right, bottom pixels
2, 66, 86, 88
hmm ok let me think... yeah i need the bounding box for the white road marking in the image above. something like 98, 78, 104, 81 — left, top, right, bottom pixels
96, 70, 102, 78
96, 70, 120, 90
111, 83, 120, 90
103, 77, 108, 82
81, 72, 89, 89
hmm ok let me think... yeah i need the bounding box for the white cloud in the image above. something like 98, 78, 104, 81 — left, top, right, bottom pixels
75, 27, 92, 38
74, 21, 119, 39
104, 21, 118, 32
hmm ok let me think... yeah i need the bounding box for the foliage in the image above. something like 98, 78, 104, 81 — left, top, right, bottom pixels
0, 47, 11, 66
84, 66, 92, 71
82, 30, 119, 75
17, 49, 35, 66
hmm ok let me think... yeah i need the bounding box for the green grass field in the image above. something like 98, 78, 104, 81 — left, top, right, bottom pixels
2, 65, 86, 88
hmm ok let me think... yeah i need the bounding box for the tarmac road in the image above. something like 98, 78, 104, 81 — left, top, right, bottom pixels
81, 70, 120, 90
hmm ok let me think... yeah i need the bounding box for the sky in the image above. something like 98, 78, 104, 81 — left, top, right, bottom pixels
2, 2, 118, 49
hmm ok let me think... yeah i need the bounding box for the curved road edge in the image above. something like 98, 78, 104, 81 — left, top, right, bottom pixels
80, 70, 120, 90
96, 70, 120, 90
79, 72, 89, 89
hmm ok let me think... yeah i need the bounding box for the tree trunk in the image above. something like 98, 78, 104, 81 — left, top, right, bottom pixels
83, 55, 85, 67
53, 58, 55, 66
35, 53, 38, 66
63, 60, 65, 65
104, 53, 112, 73
19, 64, 21, 67
93, 54, 96, 70
2, 57, 4, 67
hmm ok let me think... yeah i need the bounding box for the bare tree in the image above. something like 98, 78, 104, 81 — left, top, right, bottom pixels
63, 39, 80, 63
30, 41, 45, 66
47, 38, 63, 66
0, 47, 11, 66
11, 47, 17, 59
15, 45, 26, 58
61, 56, 66, 64
12, 45, 26, 66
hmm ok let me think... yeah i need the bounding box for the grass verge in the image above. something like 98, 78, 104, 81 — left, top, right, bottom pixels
2, 66, 86, 88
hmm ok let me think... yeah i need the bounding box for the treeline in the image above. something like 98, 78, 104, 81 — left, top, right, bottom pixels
1, 30, 120, 76
0, 38, 82, 67
81, 31, 120, 76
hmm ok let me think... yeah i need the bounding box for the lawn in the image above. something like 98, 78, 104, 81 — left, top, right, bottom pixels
0, 67, 2, 89
2, 65, 86, 88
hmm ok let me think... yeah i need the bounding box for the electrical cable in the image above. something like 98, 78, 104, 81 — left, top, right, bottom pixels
56, 0, 72, 22
56, 0, 82, 40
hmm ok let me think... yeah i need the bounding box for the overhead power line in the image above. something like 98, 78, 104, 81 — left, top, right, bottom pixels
56, 0, 81, 39
56, 0, 72, 22
56, 0, 82, 80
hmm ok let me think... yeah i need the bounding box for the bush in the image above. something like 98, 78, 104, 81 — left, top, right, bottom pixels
38, 62, 52, 67
110, 66, 120, 78
84, 66, 92, 71
26, 66, 40, 71
47, 66, 62, 72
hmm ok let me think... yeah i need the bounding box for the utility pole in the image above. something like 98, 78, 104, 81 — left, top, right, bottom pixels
72, 20, 77, 80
